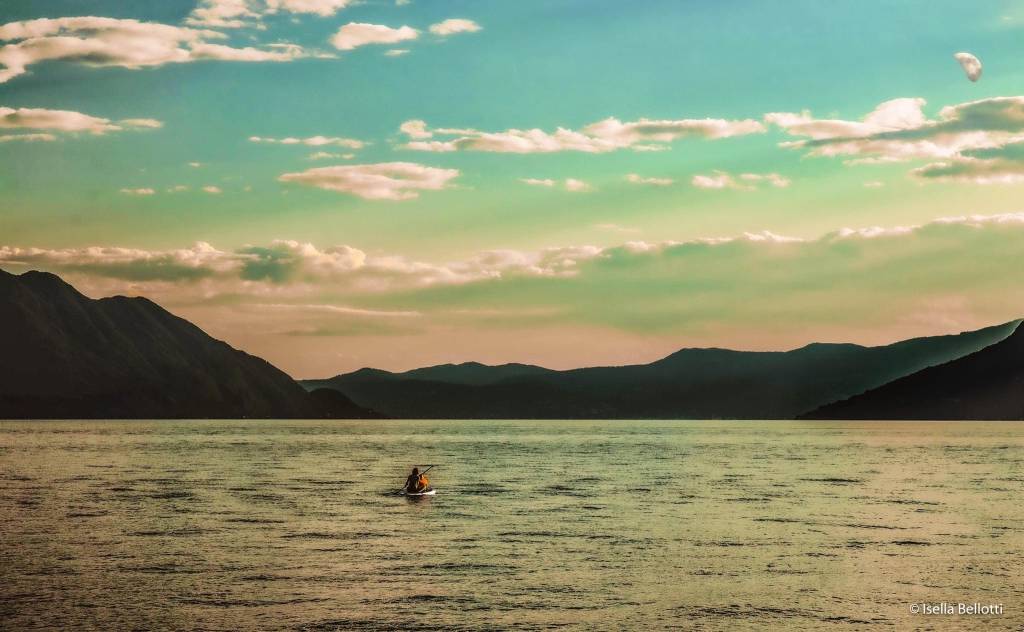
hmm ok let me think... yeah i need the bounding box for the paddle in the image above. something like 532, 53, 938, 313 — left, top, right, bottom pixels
397, 464, 436, 494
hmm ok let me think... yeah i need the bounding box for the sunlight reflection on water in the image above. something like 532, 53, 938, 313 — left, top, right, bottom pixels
1, 420, 1021, 630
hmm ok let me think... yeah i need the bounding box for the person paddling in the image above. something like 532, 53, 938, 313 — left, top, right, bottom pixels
404, 467, 429, 493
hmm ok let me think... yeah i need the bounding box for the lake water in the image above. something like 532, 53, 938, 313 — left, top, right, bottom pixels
1, 420, 1021, 630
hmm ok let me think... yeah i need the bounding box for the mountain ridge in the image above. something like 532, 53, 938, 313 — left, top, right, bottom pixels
805, 319, 1024, 419
303, 319, 1021, 419
5, 267, 1021, 420
0, 268, 379, 419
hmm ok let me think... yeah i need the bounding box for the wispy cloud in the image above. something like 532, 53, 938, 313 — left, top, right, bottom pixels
0, 16, 303, 83
279, 162, 460, 200
187, 0, 356, 28
769, 96, 1024, 184
331, 23, 418, 50
521, 178, 593, 192
399, 119, 431, 139
186, 0, 261, 28
564, 178, 592, 192
0, 133, 56, 143
256, 303, 421, 318
429, 19, 481, 36
308, 151, 354, 160
692, 171, 789, 190
250, 135, 365, 149
911, 155, 1024, 185
6, 215, 1024, 345
119, 118, 163, 129
626, 174, 673, 186
0, 106, 161, 135
267, 0, 355, 17
399, 116, 765, 154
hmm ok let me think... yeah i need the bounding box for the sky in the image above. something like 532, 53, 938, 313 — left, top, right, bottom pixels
2, 0, 1024, 377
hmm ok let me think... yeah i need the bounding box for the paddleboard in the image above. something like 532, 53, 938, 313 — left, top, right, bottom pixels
403, 488, 436, 497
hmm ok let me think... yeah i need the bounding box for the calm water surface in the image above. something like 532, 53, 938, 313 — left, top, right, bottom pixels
1, 420, 1021, 630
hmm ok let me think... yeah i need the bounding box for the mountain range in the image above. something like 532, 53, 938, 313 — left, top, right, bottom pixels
304, 320, 1022, 419
0, 269, 378, 419
2, 268, 1022, 420
807, 319, 1024, 420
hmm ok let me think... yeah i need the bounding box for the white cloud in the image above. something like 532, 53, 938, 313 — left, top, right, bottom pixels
266, 0, 354, 16
0, 132, 56, 143
770, 96, 1024, 185
167, 185, 190, 193
188, 161, 203, 168
954, 52, 982, 82
739, 172, 790, 188
398, 116, 765, 154
863, 180, 885, 188
0, 106, 160, 135
0, 241, 237, 283
692, 171, 788, 190
187, 0, 355, 28
278, 162, 460, 200
934, 212, 1024, 226
0, 16, 302, 83
911, 157, 1024, 185
402, 140, 459, 152
521, 178, 591, 192
819, 213, 1024, 242
766, 98, 928, 142
0, 238, 605, 294
770, 96, 1024, 165
520, 178, 555, 187
190, 42, 303, 62
308, 151, 354, 160
0, 106, 160, 149
385, 49, 410, 57
8, 213, 1022, 298
119, 118, 163, 129
626, 173, 673, 186
203, 185, 223, 194
582, 117, 766, 148
692, 172, 737, 189
250, 135, 364, 148
399, 119, 431, 139
429, 19, 482, 36
331, 23, 418, 51
186, 0, 261, 28
120, 188, 155, 195
6, 215, 1024, 365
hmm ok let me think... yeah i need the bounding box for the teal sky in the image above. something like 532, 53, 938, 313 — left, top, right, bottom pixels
3, 1, 1024, 376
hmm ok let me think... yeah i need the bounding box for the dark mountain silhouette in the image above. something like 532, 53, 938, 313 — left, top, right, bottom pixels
0, 269, 379, 419
306, 388, 382, 419
400, 362, 555, 385
303, 320, 1019, 419
806, 320, 1024, 419
5, 267, 1019, 421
